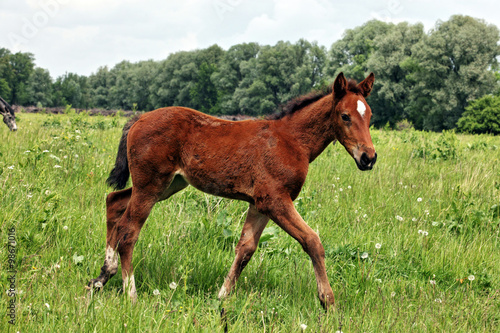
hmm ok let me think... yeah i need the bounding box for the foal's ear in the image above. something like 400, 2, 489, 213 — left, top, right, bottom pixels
358, 72, 375, 97
333, 72, 347, 99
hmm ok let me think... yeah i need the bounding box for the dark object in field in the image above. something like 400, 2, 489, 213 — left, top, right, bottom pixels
0, 96, 17, 131
88, 72, 377, 310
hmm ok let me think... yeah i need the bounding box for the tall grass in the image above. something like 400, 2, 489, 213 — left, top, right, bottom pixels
1, 113, 499, 332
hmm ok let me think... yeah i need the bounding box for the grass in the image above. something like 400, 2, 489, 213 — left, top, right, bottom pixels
1, 111, 499, 332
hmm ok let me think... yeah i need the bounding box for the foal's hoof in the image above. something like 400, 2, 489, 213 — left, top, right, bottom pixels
319, 294, 335, 311
86, 279, 104, 291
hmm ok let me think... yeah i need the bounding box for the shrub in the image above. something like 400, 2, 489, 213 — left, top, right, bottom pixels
395, 119, 414, 131
457, 95, 500, 135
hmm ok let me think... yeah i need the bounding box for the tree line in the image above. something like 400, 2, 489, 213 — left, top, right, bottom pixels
1, 15, 499, 131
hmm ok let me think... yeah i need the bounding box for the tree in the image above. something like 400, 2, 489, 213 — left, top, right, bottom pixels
408, 15, 499, 131
52, 72, 86, 107
9, 52, 35, 104
212, 43, 260, 115
366, 22, 425, 127
0, 49, 35, 104
25, 67, 53, 106
88, 66, 114, 109
457, 95, 500, 134
190, 62, 219, 114
328, 20, 393, 81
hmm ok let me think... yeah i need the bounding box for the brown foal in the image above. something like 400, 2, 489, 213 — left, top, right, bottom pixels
88, 72, 377, 309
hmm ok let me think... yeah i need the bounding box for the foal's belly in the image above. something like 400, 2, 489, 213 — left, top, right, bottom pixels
178, 169, 255, 203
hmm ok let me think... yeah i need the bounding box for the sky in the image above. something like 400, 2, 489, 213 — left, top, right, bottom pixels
1, 0, 500, 78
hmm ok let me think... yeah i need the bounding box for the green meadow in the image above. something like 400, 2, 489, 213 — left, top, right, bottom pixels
1, 112, 499, 332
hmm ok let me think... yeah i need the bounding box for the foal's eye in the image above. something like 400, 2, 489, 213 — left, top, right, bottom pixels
341, 114, 350, 122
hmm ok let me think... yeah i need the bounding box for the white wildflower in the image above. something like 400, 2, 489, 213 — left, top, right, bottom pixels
153, 289, 160, 296
468, 275, 475, 281
375, 278, 382, 283
44, 303, 50, 310
8, 165, 14, 170
412, 217, 417, 222
25, 150, 31, 153
361, 252, 369, 259
391, 291, 396, 297
54, 165, 62, 168
300, 324, 307, 331
432, 221, 439, 226
417, 197, 422, 202
49, 154, 61, 161
435, 298, 442, 303
94, 281, 103, 288
375, 243, 382, 249
430, 280, 436, 285
45, 190, 51, 195
169, 282, 178, 290
63, 226, 68, 230
396, 215, 403, 222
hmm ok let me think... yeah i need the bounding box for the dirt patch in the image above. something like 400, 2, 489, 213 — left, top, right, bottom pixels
13, 105, 254, 121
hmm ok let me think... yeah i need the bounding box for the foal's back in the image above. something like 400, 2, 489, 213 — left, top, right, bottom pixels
127, 107, 309, 203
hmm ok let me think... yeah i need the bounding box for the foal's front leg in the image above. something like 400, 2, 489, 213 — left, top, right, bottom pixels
261, 197, 335, 309
218, 204, 269, 299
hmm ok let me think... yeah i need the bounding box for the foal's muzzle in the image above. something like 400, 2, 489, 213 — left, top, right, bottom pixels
356, 152, 377, 171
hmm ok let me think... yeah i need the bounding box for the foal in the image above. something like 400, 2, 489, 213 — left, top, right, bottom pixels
0, 96, 17, 131
88, 72, 377, 309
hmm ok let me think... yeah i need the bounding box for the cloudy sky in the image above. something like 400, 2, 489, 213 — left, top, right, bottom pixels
1, 0, 500, 78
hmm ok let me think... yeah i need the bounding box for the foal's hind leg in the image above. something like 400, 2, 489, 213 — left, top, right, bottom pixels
218, 204, 269, 299
88, 188, 132, 289
117, 175, 188, 299
89, 174, 189, 298
111, 187, 160, 300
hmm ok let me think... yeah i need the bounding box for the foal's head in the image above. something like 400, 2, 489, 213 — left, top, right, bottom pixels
331, 72, 376, 171
0, 98, 17, 131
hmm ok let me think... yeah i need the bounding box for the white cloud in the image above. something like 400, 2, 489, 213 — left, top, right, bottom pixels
1, 0, 500, 77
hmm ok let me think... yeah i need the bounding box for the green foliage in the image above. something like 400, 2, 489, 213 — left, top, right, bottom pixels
457, 95, 500, 134
407, 16, 499, 131
395, 119, 414, 131
412, 130, 460, 160
0, 48, 35, 104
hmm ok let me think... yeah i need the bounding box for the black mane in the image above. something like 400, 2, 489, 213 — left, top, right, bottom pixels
0, 96, 15, 115
267, 79, 360, 120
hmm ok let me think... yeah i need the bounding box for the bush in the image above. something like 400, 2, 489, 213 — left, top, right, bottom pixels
395, 119, 414, 131
457, 95, 500, 134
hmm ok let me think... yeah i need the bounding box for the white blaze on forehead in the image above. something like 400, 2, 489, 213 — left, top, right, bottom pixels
357, 100, 367, 117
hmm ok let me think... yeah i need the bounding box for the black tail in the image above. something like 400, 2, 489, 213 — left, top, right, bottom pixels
106, 115, 141, 190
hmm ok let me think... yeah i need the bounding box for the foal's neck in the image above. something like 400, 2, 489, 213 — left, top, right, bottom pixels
277, 94, 335, 163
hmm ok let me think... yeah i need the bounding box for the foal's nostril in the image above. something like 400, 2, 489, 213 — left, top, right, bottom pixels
360, 152, 371, 167
359, 152, 377, 169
